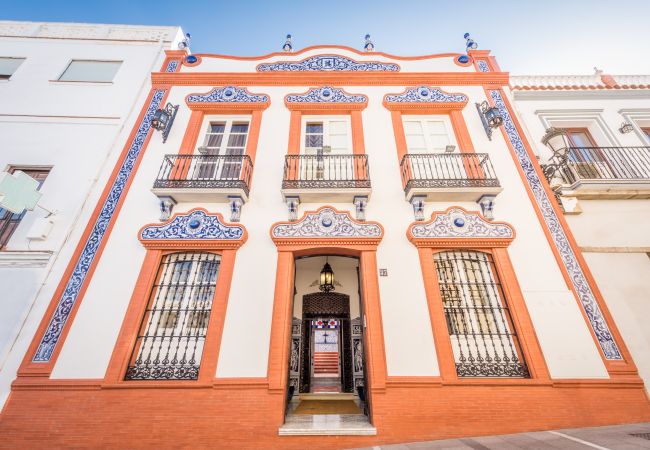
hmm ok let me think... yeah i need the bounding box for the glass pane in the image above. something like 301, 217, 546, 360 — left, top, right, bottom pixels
403, 121, 424, 135
568, 130, 595, 147
205, 134, 223, 148
305, 134, 323, 148
0, 58, 25, 77
209, 123, 226, 133
58, 60, 122, 82
227, 133, 247, 148
306, 123, 323, 134
230, 123, 249, 134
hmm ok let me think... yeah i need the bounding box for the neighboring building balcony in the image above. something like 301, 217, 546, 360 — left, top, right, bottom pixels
151, 154, 253, 203
281, 154, 371, 203
556, 147, 650, 199
400, 153, 502, 202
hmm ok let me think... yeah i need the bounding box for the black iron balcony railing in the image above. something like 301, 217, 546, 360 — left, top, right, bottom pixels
558, 147, 650, 184
153, 154, 253, 195
400, 153, 500, 190
282, 154, 371, 189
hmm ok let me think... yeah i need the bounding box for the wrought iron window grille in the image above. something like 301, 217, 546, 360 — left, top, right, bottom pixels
282, 154, 370, 189
125, 252, 220, 381
434, 250, 529, 378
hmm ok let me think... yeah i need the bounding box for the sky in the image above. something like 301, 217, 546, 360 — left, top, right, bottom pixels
3, 0, 650, 75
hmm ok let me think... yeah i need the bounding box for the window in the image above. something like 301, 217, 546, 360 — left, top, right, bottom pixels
58, 60, 122, 82
302, 118, 351, 154
125, 252, 221, 380
197, 120, 250, 180
403, 118, 453, 153
641, 128, 650, 141
0, 57, 26, 80
0, 167, 50, 250
433, 250, 528, 378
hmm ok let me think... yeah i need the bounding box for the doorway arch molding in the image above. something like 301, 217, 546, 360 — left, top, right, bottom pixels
267, 206, 386, 423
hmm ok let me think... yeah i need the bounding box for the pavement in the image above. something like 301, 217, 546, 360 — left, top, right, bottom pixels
353, 422, 650, 449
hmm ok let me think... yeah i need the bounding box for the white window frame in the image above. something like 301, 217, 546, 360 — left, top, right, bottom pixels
197, 116, 251, 155
56, 59, 123, 83
402, 115, 457, 153
300, 115, 353, 154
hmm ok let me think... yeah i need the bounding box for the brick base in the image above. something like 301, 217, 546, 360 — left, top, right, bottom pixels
1, 379, 649, 449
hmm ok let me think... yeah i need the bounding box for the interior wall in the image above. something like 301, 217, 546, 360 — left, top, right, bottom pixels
293, 256, 361, 319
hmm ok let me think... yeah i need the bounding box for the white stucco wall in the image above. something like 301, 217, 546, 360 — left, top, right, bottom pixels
0, 21, 181, 408
51, 49, 611, 384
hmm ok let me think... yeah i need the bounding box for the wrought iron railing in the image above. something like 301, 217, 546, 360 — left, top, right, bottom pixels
282, 154, 370, 189
558, 146, 650, 184
153, 154, 253, 195
400, 153, 500, 190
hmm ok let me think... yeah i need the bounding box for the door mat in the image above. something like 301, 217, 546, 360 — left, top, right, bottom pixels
293, 400, 361, 415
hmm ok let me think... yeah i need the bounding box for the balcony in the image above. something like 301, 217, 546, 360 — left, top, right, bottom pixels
400, 153, 502, 202
151, 154, 253, 203
281, 154, 371, 202
556, 147, 650, 199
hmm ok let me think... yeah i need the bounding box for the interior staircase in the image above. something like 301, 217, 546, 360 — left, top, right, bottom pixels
313, 352, 339, 376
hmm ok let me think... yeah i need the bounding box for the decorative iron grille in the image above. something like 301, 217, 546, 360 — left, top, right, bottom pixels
433, 250, 529, 378
153, 154, 252, 196
400, 153, 500, 191
558, 146, 650, 184
282, 154, 370, 189
125, 252, 220, 380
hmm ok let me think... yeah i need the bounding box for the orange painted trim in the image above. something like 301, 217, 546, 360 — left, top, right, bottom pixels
193, 45, 466, 61
489, 87, 638, 377
184, 87, 270, 112
287, 110, 302, 156
449, 109, 475, 153
412, 224, 550, 382
351, 110, 365, 155
178, 110, 204, 155
161, 50, 186, 72
17, 87, 171, 377
469, 50, 502, 73
453, 55, 473, 68
105, 216, 246, 385
246, 110, 263, 165
152, 72, 510, 88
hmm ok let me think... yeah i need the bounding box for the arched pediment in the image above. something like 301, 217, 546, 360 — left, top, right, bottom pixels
407, 207, 514, 247
285, 86, 367, 104
383, 86, 468, 111
257, 54, 399, 72
185, 86, 269, 110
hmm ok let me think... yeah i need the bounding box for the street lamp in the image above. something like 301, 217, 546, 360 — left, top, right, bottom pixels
476, 101, 503, 140
151, 103, 179, 143
540, 127, 571, 183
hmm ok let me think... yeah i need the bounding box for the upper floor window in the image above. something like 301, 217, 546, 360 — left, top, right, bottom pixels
563, 128, 597, 147
433, 250, 529, 378
200, 120, 249, 156
0, 166, 50, 250
58, 60, 122, 82
302, 117, 351, 154
403, 117, 454, 153
0, 57, 26, 80
641, 127, 650, 142
125, 252, 221, 380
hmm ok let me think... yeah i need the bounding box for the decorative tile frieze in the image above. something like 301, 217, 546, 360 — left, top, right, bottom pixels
272, 207, 382, 239
33, 89, 167, 363
489, 89, 622, 360
285, 86, 367, 104
186, 86, 268, 104
477, 60, 490, 72
385, 86, 468, 104
140, 209, 244, 240
165, 60, 179, 73
411, 208, 513, 239
257, 55, 399, 72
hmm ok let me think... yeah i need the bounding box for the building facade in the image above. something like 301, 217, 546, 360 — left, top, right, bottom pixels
511, 72, 650, 392
0, 21, 183, 408
1, 36, 649, 448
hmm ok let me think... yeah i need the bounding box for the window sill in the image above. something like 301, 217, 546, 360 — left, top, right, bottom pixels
0, 250, 53, 268
49, 80, 114, 86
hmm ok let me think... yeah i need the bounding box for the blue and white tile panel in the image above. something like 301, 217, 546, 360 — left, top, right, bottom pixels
186, 86, 268, 104
477, 60, 490, 72
489, 89, 622, 360
257, 55, 399, 72
385, 86, 467, 104
32, 89, 167, 362
285, 86, 366, 104
140, 210, 244, 240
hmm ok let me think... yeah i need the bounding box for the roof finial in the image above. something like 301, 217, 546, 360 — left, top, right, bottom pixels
364, 34, 374, 52
283, 34, 293, 52
464, 33, 478, 52
593, 66, 603, 75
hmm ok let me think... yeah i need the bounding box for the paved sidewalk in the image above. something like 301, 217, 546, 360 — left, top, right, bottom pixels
354, 422, 650, 449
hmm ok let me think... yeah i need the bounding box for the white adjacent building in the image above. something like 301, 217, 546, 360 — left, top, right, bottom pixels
0, 21, 183, 407
511, 72, 650, 391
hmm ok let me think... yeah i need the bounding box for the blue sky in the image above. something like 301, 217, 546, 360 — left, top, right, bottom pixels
3, 0, 650, 74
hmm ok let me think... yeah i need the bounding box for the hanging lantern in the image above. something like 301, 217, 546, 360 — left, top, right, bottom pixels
541, 127, 570, 158
151, 103, 179, 143
319, 260, 335, 292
